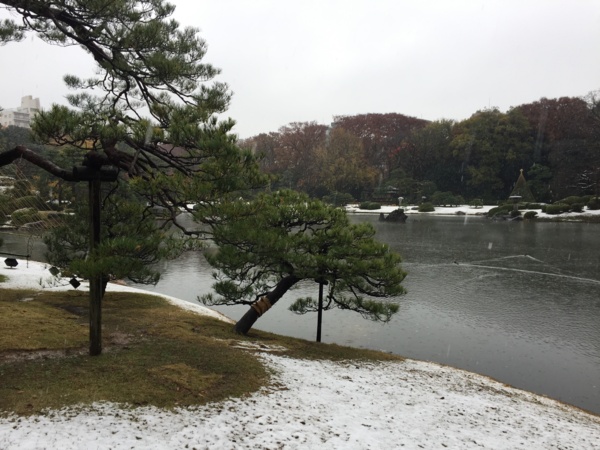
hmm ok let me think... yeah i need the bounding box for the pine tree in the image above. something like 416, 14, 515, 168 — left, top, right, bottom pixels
43, 182, 194, 294
510, 169, 536, 202
0, 0, 267, 354
200, 190, 407, 336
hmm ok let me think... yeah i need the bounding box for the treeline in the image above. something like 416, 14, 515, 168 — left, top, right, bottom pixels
241, 94, 600, 204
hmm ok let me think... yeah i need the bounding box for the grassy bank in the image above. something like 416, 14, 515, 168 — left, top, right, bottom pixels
0, 288, 400, 416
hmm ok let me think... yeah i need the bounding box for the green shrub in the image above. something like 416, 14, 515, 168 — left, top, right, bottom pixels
9, 195, 48, 212
323, 192, 354, 207
544, 204, 569, 215
469, 198, 483, 208
359, 201, 381, 210
418, 202, 435, 212
523, 211, 537, 220
558, 196, 584, 205
431, 191, 454, 206
487, 205, 513, 217
10, 207, 43, 226
586, 197, 600, 210
525, 203, 543, 209
510, 209, 522, 217
570, 203, 584, 213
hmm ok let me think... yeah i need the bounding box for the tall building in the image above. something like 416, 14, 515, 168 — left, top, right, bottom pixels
0, 96, 41, 128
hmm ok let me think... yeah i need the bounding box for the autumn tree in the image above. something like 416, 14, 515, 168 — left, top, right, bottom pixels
241, 132, 280, 175
311, 127, 378, 199
332, 113, 429, 177
515, 96, 600, 198
200, 190, 406, 336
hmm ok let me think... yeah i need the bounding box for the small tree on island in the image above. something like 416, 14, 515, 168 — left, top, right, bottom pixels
200, 190, 407, 337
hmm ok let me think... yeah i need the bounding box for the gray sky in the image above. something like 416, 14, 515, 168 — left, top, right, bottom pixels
1, 0, 599, 138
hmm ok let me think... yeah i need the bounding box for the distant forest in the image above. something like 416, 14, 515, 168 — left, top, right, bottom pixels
241, 93, 600, 204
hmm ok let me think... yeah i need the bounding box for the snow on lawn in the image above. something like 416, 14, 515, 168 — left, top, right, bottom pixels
0, 260, 232, 323
345, 203, 600, 219
1, 261, 600, 449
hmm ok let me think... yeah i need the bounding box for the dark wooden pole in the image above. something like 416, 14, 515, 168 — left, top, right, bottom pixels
316, 281, 324, 342
89, 177, 102, 356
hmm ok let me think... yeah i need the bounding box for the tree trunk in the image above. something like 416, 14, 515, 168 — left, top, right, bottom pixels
316, 281, 324, 342
89, 178, 102, 356
233, 275, 300, 335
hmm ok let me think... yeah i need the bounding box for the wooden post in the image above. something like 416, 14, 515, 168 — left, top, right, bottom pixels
89, 177, 102, 356
316, 281, 324, 342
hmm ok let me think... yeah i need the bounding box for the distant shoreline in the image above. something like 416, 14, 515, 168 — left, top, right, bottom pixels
345, 204, 600, 222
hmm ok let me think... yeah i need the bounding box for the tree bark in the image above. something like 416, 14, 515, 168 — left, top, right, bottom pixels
0, 146, 76, 180
233, 275, 300, 335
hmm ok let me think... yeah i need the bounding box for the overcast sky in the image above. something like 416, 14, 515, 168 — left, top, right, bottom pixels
1, 0, 599, 138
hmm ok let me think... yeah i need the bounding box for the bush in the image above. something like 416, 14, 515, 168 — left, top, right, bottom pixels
523, 211, 537, 220
510, 209, 522, 217
586, 197, 600, 210
359, 201, 381, 210
9, 195, 48, 212
10, 207, 43, 226
487, 205, 513, 217
469, 198, 484, 208
544, 204, 569, 215
525, 203, 543, 210
431, 191, 454, 206
323, 192, 354, 207
418, 202, 435, 212
558, 196, 585, 205
570, 203, 584, 213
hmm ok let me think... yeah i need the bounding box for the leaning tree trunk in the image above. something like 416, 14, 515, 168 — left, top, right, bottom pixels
234, 275, 300, 334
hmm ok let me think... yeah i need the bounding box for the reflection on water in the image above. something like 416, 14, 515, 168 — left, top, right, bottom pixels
2, 216, 599, 414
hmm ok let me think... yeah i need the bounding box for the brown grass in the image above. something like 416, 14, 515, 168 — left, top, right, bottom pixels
0, 288, 401, 416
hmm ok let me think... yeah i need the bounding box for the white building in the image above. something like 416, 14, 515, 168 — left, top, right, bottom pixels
0, 96, 41, 128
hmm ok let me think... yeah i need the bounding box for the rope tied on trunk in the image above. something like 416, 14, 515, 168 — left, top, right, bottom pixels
251, 296, 272, 316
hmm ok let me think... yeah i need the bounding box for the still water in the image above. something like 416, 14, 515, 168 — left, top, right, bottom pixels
2, 215, 599, 414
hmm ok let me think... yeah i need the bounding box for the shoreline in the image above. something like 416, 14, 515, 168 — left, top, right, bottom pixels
345, 204, 600, 222
1, 260, 600, 448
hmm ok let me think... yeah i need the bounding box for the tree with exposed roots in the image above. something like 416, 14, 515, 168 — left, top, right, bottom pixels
200, 190, 407, 336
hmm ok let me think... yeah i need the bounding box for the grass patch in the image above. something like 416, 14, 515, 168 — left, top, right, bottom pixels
0, 288, 400, 416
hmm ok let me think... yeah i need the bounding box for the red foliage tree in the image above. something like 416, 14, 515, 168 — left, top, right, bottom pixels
332, 113, 429, 176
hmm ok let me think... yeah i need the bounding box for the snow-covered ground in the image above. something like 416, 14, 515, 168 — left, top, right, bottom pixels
1, 261, 600, 449
345, 203, 600, 220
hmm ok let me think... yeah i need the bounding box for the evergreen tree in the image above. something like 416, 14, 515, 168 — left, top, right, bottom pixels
43, 182, 194, 294
0, 0, 266, 221
0, 0, 267, 354
200, 190, 406, 336
509, 169, 535, 202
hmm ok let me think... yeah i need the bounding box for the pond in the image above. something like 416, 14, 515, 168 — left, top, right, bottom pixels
2, 215, 599, 414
